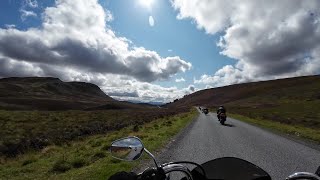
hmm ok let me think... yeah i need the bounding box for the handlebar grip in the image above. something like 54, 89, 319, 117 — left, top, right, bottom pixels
138, 167, 166, 180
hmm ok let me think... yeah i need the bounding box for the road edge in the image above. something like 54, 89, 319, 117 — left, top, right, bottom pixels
133, 109, 200, 172
228, 114, 320, 152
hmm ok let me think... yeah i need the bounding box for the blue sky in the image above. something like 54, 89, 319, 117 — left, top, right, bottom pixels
0, 0, 234, 90
0, 0, 319, 103
105, 0, 235, 88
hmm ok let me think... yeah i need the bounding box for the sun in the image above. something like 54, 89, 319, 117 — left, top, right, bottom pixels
138, 0, 154, 10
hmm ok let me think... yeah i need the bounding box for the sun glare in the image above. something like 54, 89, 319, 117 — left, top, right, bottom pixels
138, 0, 154, 10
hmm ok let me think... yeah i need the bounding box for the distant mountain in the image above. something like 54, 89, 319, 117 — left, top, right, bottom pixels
126, 100, 165, 106
0, 77, 152, 110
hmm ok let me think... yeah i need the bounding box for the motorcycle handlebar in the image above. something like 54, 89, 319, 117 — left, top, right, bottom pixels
162, 163, 193, 180
286, 172, 320, 180
138, 163, 193, 180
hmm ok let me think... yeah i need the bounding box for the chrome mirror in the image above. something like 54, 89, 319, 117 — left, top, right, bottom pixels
110, 136, 144, 161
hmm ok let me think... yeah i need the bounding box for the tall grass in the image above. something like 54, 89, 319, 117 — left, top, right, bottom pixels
0, 109, 198, 180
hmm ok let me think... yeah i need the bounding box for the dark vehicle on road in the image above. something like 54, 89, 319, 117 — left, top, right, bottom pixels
218, 112, 227, 125
202, 108, 209, 115
217, 106, 227, 125
109, 136, 320, 180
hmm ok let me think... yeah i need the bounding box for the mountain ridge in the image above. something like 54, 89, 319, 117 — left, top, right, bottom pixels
0, 77, 152, 110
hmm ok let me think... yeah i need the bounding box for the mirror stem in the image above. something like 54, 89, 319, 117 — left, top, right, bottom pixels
144, 148, 159, 168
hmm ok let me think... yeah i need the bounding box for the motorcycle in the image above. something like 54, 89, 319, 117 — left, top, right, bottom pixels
202, 108, 209, 115
218, 113, 226, 125
110, 136, 320, 180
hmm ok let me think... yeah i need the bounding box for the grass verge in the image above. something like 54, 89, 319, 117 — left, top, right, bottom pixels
0, 108, 198, 180
229, 113, 320, 144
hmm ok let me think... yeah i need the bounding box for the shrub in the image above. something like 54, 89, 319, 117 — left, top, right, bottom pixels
93, 151, 105, 158
71, 158, 87, 168
133, 125, 139, 132
22, 158, 37, 166
91, 151, 106, 162
110, 158, 121, 163
51, 160, 71, 173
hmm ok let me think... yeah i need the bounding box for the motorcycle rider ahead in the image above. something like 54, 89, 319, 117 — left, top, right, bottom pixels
217, 105, 226, 120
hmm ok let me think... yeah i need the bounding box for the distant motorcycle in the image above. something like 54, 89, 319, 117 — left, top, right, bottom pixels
109, 136, 320, 180
218, 113, 227, 125
202, 108, 209, 115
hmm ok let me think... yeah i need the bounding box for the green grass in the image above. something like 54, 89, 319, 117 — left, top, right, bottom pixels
227, 99, 320, 129
0, 108, 198, 180
229, 113, 320, 144
0, 108, 186, 156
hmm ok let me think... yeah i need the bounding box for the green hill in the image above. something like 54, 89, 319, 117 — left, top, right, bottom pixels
0, 77, 155, 111
167, 75, 320, 129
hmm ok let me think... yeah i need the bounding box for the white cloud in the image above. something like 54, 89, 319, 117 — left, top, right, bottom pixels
168, 49, 173, 52
0, 0, 191, 82
4, 24, 16, 29
25, 0, 38, 8
20, 9, 37, 21
19, 0, 38, 21
175, 77, 185, 82
149, 16, 155, 27
172, 0, 320, 86
105, 9, 114, 22
205, 85, 213, 89
0, 0, 192, 103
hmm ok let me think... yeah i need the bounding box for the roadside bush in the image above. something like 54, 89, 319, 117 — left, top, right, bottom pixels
89, 140, 102, 148
101, 144, 110, 151
22, 158, 37, 166
51, 160, 71, 173
164, 121, 172, 126
110, 158, 121, 163
71, 158, 87, 168
91, 151, 105, 162
94, 151, 105, 158
133, 125, 139, 132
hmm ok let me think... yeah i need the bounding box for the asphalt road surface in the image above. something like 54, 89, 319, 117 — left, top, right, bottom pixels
156, 109, 320, 179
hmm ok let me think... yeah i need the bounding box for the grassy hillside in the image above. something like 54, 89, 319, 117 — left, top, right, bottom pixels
0, 77, 156, 111
166, 75, 320, 141
0, 77, 114, 110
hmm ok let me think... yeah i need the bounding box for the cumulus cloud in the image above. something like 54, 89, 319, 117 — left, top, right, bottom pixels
0, 0, 192, 103
149, 16, 155, 27
175, 77, 186, 82
0, 0, 191, 82
173, 0, 320, 86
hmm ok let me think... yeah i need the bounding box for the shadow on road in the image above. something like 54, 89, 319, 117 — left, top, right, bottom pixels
222, 123, 235, 127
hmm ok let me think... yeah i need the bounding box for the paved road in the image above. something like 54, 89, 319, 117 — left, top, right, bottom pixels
157, 109, 320, 179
